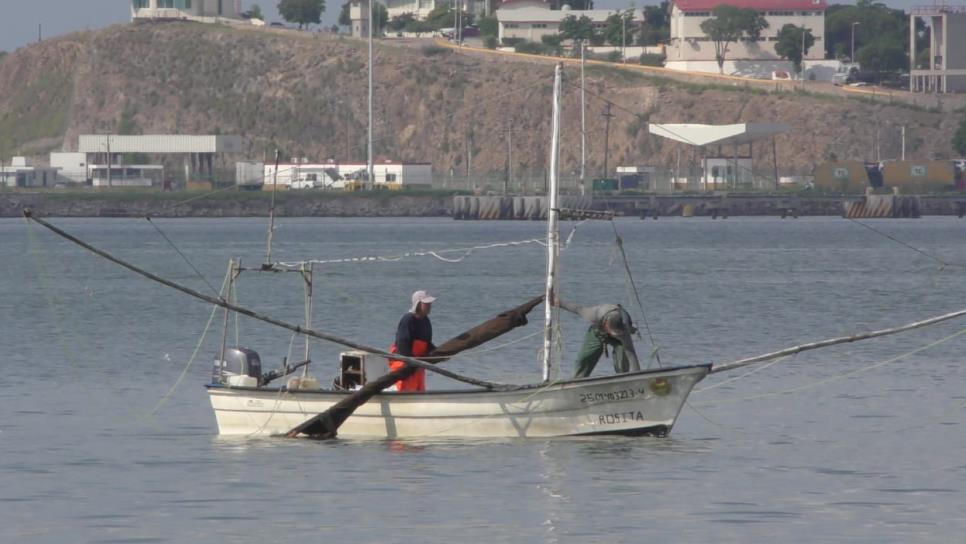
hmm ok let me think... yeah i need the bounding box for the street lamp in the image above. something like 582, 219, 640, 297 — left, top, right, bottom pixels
850, 21, 860, 63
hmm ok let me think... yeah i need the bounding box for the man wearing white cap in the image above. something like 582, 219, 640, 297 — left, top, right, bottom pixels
387, 290, 437, 392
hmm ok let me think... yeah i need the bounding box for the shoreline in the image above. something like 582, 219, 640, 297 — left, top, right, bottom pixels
3, 191, 965, 218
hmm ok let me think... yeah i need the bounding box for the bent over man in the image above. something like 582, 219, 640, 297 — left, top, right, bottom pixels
387, 290, 437, 392
559, 299, 641, 378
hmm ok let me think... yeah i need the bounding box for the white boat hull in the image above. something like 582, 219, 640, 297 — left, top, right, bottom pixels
207, 365, 710, 439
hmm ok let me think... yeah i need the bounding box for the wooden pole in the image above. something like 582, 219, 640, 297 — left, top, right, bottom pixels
22, 210, 508, 390
711, 307, 966, 374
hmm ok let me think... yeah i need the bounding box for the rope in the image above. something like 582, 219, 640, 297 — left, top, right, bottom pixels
700, 324, 966, 407
609, 220, 663, 367
25, 212, 516, 391
273, 237, 547, 268
145, 216, 222, 297
711, 305, 966, 374
144, 264, 233, 416
845, 217, 966, 270
694, 356, 787, 393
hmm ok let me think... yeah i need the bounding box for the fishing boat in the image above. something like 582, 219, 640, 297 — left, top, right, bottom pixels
199, 64, 711, 439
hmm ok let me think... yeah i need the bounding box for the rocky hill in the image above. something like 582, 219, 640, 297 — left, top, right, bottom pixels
0, 21, 963, 179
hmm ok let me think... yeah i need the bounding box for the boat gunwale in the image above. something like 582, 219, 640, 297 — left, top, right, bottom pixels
205, 363, 712, 397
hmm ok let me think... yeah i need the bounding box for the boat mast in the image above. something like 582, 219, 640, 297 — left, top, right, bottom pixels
265, 150, 280, 265
542, 63, 562, 382
580, 42, 586, 194
367, 0, 374, 190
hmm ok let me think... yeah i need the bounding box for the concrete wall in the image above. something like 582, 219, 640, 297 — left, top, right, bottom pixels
665, 58, 843, 80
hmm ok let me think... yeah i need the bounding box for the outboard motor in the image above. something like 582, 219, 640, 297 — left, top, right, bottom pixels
211, 347, 262, 387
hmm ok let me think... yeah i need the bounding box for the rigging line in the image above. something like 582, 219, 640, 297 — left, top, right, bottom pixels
272, 237, 548, 267
699, 324, 966, 407
144, 263, 233, 417
845, 217, 965, 269
608, 220, 663, 367
24, 211, 515, 391
710, 305, 966, 374
144, 216, 222, 297
694, 355, 788, 393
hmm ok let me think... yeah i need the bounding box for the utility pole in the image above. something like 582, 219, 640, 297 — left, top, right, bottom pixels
465, 125, 473, 178
504, 117, 515, 195
800, 24, 806, 88
345, 106, 351, 162
367, 0, 374, 190
850, 22, 860, 63
901, 125, 906, 161
772, 136, 779, 190
602, 102, 614, 180
580, 40, 586, 195
622, 15, 626, 64
106, 135, 112, 188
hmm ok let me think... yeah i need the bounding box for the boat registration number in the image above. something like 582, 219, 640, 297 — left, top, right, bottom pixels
579, 388, 646, 405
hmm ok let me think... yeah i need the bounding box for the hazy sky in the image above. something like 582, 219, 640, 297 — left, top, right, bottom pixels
0, 0, 931, 53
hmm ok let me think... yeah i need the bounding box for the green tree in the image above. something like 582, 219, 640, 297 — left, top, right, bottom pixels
856, 38, 905, 73
478, 15, 498, 38
541, 34, 563, 48
953, 116, 966, 157
640, 1, 670, 45
241, 4, 264, 19
389, 12, 416, 32
424, 5, 455, 30
774, 24, 815, 74
278, 0, 325, 29
404, 19, 434, 35
372, 2, 388, 34
602, 9, 636, 47
824, 2, 921, 69
700, 5, 769, 74
559, 14, 595, 43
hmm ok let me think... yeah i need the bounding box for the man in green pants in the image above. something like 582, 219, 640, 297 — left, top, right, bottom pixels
559, 299, 641, 378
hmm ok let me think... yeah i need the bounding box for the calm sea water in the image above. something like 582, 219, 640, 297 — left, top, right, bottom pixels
3, 216, 966, 543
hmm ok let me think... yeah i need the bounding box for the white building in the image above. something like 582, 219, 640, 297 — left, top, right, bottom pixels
263, 160, 433, 189
0, 157, 60, 188
50, 152, 90, 184
497, 0, 643, 44
350, 0, 371, 38
910, 6, 966, 93
385, 0, 487, 21
131, 0, 240, 21
665, 0, 828, 78
89, 164, 164, 188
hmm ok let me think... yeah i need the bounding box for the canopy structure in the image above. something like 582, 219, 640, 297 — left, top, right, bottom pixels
648, 123, 789, 148
649, 123, 790, 191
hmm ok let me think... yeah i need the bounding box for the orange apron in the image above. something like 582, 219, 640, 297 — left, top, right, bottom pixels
387, 338, 429, 392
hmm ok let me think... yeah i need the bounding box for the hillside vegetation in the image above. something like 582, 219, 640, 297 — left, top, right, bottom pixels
0, 22, 961, 179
